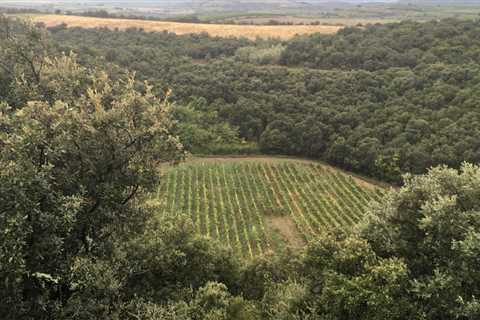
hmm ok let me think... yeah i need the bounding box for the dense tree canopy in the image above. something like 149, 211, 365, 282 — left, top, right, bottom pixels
44, 19, 480, 182
362, 163, 480, 319
280, 19, 480, 71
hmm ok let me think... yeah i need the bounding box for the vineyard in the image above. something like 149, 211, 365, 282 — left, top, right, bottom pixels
152, 159, 385, 258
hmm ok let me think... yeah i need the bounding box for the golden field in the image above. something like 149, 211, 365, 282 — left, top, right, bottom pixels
31, 15, 342, 39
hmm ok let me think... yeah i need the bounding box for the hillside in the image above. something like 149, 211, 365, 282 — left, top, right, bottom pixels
399, 0, 480, 3
3, 14, 480, 320
150, 158, 384, 258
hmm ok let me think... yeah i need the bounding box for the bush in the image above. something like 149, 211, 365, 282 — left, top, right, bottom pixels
235, 45, 285, 65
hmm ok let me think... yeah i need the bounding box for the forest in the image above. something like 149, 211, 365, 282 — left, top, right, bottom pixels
44, 19, 480, 182
1, 14, 480, 320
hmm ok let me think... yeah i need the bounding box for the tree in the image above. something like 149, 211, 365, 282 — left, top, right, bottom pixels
0, 15, 52, 106
0, 53, 183, 318
190, 282, 257, 320
59, 215, 243, 320
260, 118, 295, 154
299, 233, 414, 320
362, 163, 480, 319
326, 136, 354, 168
171, 97, 241, 154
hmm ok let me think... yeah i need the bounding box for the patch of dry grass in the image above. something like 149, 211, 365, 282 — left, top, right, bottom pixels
32, 14, 342, 39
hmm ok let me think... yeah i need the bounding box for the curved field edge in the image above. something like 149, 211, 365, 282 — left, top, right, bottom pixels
30, 14, 342, 40
150, 157, 387, 258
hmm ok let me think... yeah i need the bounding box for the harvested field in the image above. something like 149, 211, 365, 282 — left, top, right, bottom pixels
31, 14, 342, 39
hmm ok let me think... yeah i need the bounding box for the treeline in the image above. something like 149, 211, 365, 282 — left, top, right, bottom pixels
47, 19, 480, 182
0, 7, 41, 14
2, 16, 480, 320
217, 19, 342, 26
48, 23, 252, 60
60, 10, 204, 24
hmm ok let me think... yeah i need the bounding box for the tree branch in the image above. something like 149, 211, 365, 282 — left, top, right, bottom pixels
122, 185, 139, 205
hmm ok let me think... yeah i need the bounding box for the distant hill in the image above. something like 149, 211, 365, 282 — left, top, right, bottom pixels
6, 0, 480, 6
4, 0, 480, 20
398, 0, 480, 4
5, 0, 480, 12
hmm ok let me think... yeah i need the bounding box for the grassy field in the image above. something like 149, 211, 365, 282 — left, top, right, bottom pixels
150, 158, 385, 258
31, 14, 341, 39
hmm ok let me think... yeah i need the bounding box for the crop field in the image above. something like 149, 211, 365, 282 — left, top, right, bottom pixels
30, 15, 342, 39
151, 159, 385, 258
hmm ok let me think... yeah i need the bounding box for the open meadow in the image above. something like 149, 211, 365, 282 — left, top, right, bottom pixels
31, 14, 342, 39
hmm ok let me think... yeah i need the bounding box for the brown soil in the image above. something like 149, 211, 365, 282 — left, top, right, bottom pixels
351, 176, 377, 191
266, 215, 306, 248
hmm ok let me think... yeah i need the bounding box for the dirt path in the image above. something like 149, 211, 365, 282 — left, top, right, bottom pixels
266, 216, 306, 248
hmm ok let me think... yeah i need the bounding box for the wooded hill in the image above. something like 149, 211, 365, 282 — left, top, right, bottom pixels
41, 18, 480, 183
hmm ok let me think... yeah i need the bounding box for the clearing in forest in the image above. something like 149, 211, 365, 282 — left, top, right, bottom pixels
31, 15, 342, 39
151, 158, 385, 258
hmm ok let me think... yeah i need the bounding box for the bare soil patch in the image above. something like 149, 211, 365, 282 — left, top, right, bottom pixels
266, 215, 306, 248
